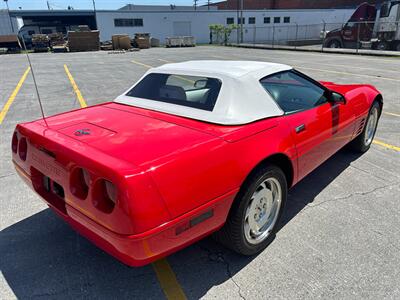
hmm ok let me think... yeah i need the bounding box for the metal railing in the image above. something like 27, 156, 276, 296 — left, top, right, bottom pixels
219, 21, 400, 53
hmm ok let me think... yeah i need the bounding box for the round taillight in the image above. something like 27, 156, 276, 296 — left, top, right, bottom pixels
70, 167, 90, 200
18, 137, 27, 161
92, 179, 117, 214
12, 132, 18, 153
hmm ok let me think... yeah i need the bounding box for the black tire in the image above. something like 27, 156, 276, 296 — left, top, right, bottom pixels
350, 101, 381, 153
376, 41, 388, 51
328, 39, 341, 48
214, 165, 287, 256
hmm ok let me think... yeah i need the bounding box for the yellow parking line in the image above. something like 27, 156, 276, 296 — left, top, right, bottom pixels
373, 139, 400, 152
383, 111, 400, 117
131, 60, 153, 69
142, 240, 186, 300
153, 259, 187, 300
293, 65, 400, 82
158, 58, 171, 63
0, 67, 31, 125
64, 64, 87, 108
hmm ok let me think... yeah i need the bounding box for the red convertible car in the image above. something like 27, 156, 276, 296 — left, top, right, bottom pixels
12, 61, 382, 266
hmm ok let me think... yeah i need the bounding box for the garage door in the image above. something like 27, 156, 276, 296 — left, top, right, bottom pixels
173, 21, 191, 36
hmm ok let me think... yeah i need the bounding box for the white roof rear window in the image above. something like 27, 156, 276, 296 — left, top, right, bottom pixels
126, 73, 222, 111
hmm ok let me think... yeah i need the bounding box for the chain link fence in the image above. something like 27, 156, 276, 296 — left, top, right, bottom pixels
221, 21, 400, 53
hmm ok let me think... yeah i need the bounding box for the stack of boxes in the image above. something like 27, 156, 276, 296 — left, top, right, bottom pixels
112, 34, 132, 50
135, 33, 150, 49
67, 29, 100, 52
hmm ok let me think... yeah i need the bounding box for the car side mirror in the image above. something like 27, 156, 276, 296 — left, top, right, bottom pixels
330, 91, 346, 104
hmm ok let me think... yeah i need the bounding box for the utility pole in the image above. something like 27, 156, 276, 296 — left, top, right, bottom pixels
92, 0, 98, 30
194, 0, 198, 11
207, 0, 210, 10
236, 0, 239, 43
46, 1, 50, 10
240, 0, 243, 43
3, 0, 15, 33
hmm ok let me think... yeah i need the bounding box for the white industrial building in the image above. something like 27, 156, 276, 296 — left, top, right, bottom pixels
96, 6, 354, 44
2, 5, 355, 44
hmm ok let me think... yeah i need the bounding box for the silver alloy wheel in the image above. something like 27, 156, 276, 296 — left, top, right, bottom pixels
364, 106, 378, 146
244, 178, 282, 245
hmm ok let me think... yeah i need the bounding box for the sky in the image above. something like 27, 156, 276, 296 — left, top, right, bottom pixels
0, 0, 211, 10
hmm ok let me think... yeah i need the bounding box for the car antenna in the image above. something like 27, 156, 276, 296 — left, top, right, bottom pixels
20, 37, 49, 127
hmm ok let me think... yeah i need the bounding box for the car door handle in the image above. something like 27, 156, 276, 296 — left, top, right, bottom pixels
295, 124, 306, 133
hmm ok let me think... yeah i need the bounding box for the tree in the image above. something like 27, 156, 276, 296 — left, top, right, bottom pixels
209, 24, 239, 45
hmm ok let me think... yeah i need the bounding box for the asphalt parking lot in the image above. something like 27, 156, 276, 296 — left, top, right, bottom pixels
1, 46, 399, 299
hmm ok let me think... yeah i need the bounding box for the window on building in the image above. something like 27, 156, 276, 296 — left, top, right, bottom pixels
227, 17, 234, 25
274, 17, 280, 24
238, 17, 245, 24
249, 17, 256, 24
264, 17, 271, 24
114, 18, 144, 27
284, 17, 290, 23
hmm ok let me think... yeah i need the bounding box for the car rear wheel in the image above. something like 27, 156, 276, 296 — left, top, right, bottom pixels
214, 165, 287, 255
350, 101, 380, 153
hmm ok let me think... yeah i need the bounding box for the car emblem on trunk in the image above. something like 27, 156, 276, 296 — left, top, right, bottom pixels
74, 129, 91, 136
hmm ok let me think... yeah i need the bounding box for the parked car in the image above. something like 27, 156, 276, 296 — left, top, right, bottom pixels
12, 61, 382, 266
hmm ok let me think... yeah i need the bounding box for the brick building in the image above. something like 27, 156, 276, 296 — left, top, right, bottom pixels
212, 0, 378, 10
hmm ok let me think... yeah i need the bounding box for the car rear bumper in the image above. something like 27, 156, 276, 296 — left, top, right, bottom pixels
14, 162, 237, 266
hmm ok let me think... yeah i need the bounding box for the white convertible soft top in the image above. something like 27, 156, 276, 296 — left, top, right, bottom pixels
114, 60, 292, 125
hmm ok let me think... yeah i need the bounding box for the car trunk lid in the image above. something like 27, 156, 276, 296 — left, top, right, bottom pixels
43, 103, 219, 167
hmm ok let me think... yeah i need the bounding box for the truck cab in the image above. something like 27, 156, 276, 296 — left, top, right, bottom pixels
323, 1, 400, 51
323, 2, 376, 49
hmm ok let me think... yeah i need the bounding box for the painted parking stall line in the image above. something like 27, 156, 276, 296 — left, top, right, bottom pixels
0, 67, 31, 125
383, 111, 400, 117
64, 64, 87, 108
152, 259, 187, 300
373, 139, 400, 152
131, 60, 153, 69
142, 240, 187, 300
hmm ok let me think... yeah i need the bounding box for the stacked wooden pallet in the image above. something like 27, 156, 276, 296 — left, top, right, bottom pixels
32, 34, 49, 52
135, 33, 150, 49
48, 33, 65, 46
68, 30, 100, 52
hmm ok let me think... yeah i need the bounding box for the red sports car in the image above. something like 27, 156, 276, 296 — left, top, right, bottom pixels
12, 61, 382, 266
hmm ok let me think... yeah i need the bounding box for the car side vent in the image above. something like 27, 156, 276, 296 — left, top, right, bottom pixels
356, 118, 366, 135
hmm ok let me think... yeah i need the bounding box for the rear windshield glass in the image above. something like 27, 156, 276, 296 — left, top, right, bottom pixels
126, 73, 222, 111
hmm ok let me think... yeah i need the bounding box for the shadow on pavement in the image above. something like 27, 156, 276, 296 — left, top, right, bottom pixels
0, 149, 362, 299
